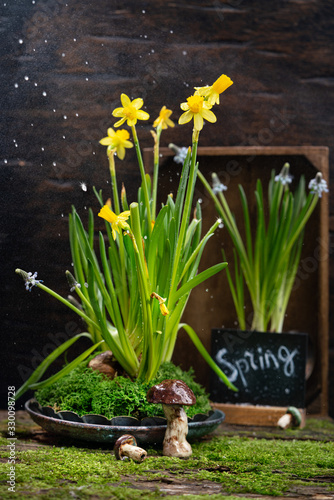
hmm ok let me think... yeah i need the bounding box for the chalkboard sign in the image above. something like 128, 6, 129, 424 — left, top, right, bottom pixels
210, 329, 307, 408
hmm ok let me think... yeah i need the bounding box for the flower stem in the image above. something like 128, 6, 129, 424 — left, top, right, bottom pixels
168, 130, 199, 307
131, 125, 152, 234
108, 152, 120, 215
36, 282, 100, 330
152, 126, 162, 221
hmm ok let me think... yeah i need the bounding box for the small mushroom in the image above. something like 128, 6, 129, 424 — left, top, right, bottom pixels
146, 379, 196, 458
88, 351, 119, 379
277, 406, 302, 429
114, 434, 147, 462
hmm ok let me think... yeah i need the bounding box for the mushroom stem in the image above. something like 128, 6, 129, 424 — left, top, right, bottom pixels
277, 406, 302, 429
114, 434, 147, 462
277, 413, 292, 429
162, 404, 192, 458
120, 443, 147, 462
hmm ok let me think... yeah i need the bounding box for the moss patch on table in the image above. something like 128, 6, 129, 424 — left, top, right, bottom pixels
0, 411, 333, 499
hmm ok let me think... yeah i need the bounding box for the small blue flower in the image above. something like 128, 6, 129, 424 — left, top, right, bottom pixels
275, 163, 293, 185
212, 173, 227, 194
168, 143, 189, 165
308, 172, 329, 198
24, 272, 42, 291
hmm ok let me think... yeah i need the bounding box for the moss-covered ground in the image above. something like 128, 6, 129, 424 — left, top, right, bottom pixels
0, 411, 333, 499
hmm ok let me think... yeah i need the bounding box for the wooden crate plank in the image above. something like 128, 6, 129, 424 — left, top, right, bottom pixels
212, 403, 306, 428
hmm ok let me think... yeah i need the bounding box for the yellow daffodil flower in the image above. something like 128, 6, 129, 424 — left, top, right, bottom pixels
153, 106, 175, 129
98, 205, 130, 240
112, 93, 150, 127
195, 74, 233, 105
178, 94, 216, 131
99, 128, 133, 160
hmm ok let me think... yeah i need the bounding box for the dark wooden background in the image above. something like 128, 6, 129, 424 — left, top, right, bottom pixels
1, 0, 333, 415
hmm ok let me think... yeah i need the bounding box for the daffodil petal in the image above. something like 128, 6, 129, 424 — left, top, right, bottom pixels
180, 102, 189, 111
112, 108, 125, 117
132, 98, 144, 109
136, 110, 150, 120
118, 145, 125, 160
166, 118, 174, 126
119, 221, 130, 231
107, 127, 116, 137
178, 110, 193, 124
195, 86, 211, 97
114, 117, 126, 127
120, 93, 131, 107
99, 137, 113, 145
202, 100, 213, 110
201, 108, 217, 123
194, 113, 204, 131
206, 93, 219, 105
126, 117, 137, 126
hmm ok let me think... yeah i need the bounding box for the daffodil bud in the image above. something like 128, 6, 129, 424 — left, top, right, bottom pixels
150, 292, 169, 316
66, 270, 81, 292
159, 302, 169, 316
121, 183, 129, 211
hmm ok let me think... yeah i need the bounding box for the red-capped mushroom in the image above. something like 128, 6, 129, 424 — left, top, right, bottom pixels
146, 379, 196, 458
114, 434, 147, 462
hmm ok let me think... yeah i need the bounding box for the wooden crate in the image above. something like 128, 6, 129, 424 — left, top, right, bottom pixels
144, 146, 329, 421
212, 403, 307, 428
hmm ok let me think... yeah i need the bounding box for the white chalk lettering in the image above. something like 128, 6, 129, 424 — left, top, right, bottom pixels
235, 358, 250, 387
215, 348, 239, 383
278, 346, 297, 377
244, 350, 258, 370
257, 347, 265, 370
264, 349, 280, 369
215, 345, 299, 388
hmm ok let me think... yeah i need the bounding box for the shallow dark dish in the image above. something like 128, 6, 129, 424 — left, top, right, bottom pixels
25, 399, 225, 446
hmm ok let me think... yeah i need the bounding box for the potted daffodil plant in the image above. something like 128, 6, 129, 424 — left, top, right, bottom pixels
15, 75, 237, 424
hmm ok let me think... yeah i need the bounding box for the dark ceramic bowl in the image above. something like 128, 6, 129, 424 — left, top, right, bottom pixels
25, 399, 225, 446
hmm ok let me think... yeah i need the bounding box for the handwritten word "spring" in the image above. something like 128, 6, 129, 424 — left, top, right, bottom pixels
215, 346, 299, 388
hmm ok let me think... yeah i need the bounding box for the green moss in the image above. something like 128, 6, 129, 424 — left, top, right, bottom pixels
3, 365, 333, 499
35, 361, 105, 415
305, 417, 334, 431
1, 431, 333, 499
34, 361, 211, 419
